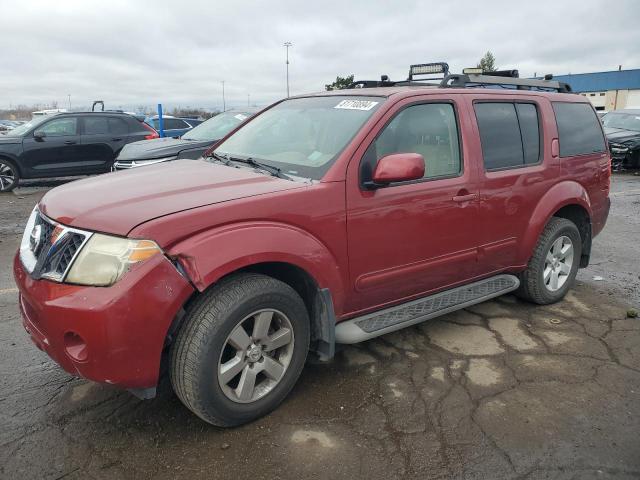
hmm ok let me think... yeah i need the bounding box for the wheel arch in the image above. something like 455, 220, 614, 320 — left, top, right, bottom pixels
0, 154, 22, 176
520, 180, 593, 267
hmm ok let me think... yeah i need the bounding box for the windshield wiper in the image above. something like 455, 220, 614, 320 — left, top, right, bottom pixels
226, 155, 293, 180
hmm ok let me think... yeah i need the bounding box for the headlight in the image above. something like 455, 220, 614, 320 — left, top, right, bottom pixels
65, 233, 162, 286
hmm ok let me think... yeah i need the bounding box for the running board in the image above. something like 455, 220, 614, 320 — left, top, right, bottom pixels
335, 274, 519, 344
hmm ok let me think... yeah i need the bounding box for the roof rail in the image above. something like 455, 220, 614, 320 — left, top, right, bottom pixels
441, 73, 573, 93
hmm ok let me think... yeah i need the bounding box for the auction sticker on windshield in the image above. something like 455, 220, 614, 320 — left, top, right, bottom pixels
334, 99, 378, 111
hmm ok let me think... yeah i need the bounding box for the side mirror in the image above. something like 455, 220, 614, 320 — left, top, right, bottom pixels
368, 153, 425, 188
33, 130, 46, 140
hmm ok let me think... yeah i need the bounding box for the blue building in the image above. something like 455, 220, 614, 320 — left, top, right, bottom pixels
546, 69, 640, 111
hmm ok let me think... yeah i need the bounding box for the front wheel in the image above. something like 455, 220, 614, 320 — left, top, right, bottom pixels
517, 217, 582, 305
170, 273, 310, 426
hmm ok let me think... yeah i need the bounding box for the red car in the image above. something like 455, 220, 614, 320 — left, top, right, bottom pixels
14, 65, 611, 426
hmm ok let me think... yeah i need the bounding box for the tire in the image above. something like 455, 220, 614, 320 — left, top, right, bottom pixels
0, 158, 19, 192
517, 217, 582, 305
170, 273, 310, 426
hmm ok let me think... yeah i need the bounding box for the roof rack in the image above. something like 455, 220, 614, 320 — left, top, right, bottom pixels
346, 62, 573, 93
441, 72, 572, 93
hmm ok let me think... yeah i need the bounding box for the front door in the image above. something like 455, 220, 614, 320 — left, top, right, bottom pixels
345, 96, 481, 315
21, 116, 82, 176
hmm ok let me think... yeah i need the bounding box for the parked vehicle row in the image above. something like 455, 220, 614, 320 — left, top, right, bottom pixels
14, 64, 611, 427
0, 112, 158, 191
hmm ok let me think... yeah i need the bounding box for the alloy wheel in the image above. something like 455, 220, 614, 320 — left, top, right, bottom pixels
0, 161, 16, 191
217, 309, 295, 403
543, 235, 574, 292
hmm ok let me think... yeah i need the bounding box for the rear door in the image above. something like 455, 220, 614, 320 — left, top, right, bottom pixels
469, 95, 559, 274
20, 116, 83, 176
79, 115, 128, 172
345, 94, 482, 314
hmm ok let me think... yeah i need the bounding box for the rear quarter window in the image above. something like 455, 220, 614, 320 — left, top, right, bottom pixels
552, 102, 605, 157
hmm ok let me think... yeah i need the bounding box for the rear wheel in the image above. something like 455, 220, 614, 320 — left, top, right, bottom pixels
0, 158, 19, 192
170, 273, 310, 426
517, 217, 582, 305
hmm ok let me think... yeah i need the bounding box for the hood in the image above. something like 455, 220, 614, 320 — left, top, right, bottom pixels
40, 160, 305, 236
0, 135, 22, 145
604, 127, 640, 146
117, 137, 212, 161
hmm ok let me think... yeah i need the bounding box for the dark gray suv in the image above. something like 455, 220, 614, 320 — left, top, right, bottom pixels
0, 112, 158, 192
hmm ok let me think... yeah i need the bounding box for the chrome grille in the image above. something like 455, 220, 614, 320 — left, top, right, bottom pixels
20, 209, 91, 282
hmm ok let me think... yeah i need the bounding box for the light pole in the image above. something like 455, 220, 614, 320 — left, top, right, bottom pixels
247, 94, 250, 107
284, 41, 292, 98
221, 80, 226, 112
67, 94, 71, 110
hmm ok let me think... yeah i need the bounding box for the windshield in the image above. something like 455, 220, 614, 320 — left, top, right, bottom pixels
183, 111, 252, 141
214, 96, 383, 180
602, 112, 640, 132
5, 116, 48, 137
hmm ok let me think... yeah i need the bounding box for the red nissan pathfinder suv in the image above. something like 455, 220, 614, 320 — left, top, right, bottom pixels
14, 64, 611, 426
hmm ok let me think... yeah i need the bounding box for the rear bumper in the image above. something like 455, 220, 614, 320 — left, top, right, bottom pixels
14, 252, 194, 389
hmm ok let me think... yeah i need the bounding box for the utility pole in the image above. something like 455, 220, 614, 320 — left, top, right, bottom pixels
247, 94, 250, 107
67, 94, 71, 110
284, 41, 292, 98
221, 80, 226, 112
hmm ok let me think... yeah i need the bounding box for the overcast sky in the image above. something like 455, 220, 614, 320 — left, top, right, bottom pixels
1, 0, 639, 111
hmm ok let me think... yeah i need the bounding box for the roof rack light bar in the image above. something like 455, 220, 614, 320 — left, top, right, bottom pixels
408, 62, 449, 80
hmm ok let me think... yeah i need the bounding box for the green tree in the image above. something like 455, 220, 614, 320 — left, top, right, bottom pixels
325, 74, 355, 91
477, 51, 497, 72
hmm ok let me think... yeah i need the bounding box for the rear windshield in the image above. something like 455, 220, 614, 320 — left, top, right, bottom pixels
552, 102, 606, 157
214, 96, 383, 180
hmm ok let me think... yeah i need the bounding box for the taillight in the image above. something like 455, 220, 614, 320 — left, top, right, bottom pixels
141, 122, 159, 140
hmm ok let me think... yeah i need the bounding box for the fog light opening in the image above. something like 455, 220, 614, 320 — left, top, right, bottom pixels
64, 332, 88, 362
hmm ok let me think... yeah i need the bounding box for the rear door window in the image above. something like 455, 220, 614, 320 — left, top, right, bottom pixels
474, 102, 542, 170
108, 118, 128, 135
552, 102, 605, 157
516, 103, 540, 164
83, 116, 109, 135
163, 118, 190, 130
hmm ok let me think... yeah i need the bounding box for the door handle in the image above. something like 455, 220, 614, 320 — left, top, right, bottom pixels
452, 193, 478, 203
64, 140, 76, 145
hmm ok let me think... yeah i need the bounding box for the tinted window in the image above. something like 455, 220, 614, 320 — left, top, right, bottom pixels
552, 102, 605, 156
84, 116, 109, 135
39, 117, 77, 136
516, 103, 540, 164
475, 102, 542, 170
163, 118, 190, 130
368, 103, 461, 179
108, 118, 128, 135
475, 103, 523, 169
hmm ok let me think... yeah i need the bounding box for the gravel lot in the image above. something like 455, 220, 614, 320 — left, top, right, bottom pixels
1, 174, 639, 479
